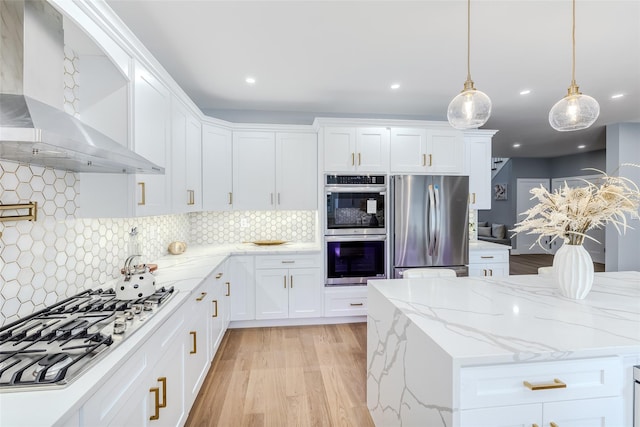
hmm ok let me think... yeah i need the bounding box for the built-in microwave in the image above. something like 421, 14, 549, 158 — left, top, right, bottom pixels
325, 235, 387, 286
325, 175, 386, 235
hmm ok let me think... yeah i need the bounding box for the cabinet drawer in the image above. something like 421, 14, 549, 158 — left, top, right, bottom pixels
255, 254, 320, 269
324, 288, 367, 317
469, 250, 509, 264
459, 357, 622, 409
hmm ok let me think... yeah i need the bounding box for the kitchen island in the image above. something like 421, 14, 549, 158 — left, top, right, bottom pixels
367, 271, 640, 427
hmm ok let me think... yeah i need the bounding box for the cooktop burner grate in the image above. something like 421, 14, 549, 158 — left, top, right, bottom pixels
0, 286, 175, 391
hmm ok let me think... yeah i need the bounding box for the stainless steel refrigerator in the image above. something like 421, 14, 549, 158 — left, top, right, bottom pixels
391, 175, 469, 278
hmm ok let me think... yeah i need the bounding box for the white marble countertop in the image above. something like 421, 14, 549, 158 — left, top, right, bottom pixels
0, 241, 320, 427
369, 271, 640, 365
469, 240, 512, 251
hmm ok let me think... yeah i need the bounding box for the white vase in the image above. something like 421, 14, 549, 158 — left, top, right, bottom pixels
552, 244, 594, 299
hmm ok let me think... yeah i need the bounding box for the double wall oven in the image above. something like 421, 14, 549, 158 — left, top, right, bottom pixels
324, 175, 387, 286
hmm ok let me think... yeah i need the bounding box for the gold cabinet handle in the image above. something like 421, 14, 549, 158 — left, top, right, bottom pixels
422, 153, 427, 166
350, 303, 364, 306
482, 269, 487, 276
158, 377, 167, 408
138, 182, 146, 205
358, 152, 361, 165
189, 331, 197, 354
532, 425, 539, 427
472, 192, 477, 204
226, 282, 230, 296
480, 255, 494, 259
351, 152, 355, 166
488, 269, 493, 276
187, 189, 195, 205
290, 275, 293, 288
228, 192, 233, 205
212, 299, 218, 317
283, 275, 287, 289
550, 423, 559, 427
270, 193, 274, 205
277, 192, 281, 205
196, 292, 207, 301
281, 260, 295, 264
215, 272, 223, 279
428, 153, 433, 166
523, 378, 566, 391
149, 387, 160, 420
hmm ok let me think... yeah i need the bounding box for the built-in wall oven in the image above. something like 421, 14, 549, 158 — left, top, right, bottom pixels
324, 175, 387, 286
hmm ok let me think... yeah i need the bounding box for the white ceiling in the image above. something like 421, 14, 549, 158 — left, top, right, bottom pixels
106, 0, 640, 158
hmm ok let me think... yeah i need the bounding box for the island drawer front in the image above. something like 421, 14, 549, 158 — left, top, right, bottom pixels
459, 357, 622, 409
324, 288, 367, 316
255, 254, 320, 269
468, 251, 509, 264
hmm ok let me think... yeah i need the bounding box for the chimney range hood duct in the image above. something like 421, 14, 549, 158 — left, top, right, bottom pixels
0, 0, 164, 174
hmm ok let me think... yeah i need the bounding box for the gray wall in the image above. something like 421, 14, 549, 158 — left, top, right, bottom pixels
549, 149, 606, 178
605, 123, 640, 271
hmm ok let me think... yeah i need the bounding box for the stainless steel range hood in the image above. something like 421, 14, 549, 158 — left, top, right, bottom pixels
0, 0, 164, 174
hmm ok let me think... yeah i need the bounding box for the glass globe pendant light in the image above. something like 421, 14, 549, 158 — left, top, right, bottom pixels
549, 0, 599, 131
447, 0, 492, 130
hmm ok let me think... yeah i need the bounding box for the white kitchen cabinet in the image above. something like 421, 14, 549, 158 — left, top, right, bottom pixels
227, 255, 256, 321
202, 124, 233, 211
208, 262, 229, 356
232, 131, 317, 211
133, 60, 172, 216
232, 132, 276, 210
468, 242, 510, 277
275, 132, 317, 210
466, 134, 492, 210
323, 126, 389, 172
323, 286, 368, 317
254, 254, 322, 320
184, 282, 210, 411
171, 98, 202, 213
390, 128, 464, 174
145, 337, 185, 426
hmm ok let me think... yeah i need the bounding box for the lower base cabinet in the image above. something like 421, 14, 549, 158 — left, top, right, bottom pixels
468, 244, 510, 277
324, 286, 368, 317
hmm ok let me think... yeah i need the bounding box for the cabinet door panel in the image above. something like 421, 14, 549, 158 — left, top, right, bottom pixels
184, 288, 209, 409
289, 268, 322, 318
185, 115, 202, 211
324, 127, 356, 172
356, 127, 389, 172
227, 256, 256, 321
232, 132, 276, 210
276, 132, 317, 210
543, 397, 623, 427
202, 124, 233, 211
467, 136, 492, 210
255, 269, 289, 320
146, 342, 185, 427
427, 129, 464, 174
459, 403, 541, 427
390, 128, 428, 172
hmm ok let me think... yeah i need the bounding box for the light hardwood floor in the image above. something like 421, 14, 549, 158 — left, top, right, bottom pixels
186, 323, 374, 427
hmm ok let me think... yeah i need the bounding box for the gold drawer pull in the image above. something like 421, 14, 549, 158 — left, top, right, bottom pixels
212, 300, 218, 317
149, 387, 160, 420
480, 255, 494, 259
290, 275, 293, 288
190, 331, 197, 354
350, 302, 364, 307
351, 152, 355, 166
532, 424, 539, 427
228, 192, 233, 205
422, 153, 427, 166
428, 153, 433, 166
196, 292, 207, 301
550, 423, 559, 427
158, 377, 167, 408
358, 152, 361, 165
215, 272, 223, 279
523, 378, 566, 391
283, 275, 287, 289
226, 282, 230, 296
281, 260, 295, 264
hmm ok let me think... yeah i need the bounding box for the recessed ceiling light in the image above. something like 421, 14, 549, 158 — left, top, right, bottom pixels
245, 77, 256, 85
390, 83, 400, 90
611, 93, 624, 99
519, 90, 531, 95
513, 143, 521, 148
578, 144, 586, 149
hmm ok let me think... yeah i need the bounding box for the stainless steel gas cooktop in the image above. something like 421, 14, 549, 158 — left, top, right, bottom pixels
0, 286, 175, 392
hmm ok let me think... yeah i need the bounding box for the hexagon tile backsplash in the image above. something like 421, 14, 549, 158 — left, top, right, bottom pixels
0, 160, 317, 325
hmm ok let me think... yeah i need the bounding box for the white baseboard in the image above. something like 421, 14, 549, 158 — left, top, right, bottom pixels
229, 315, 366, 329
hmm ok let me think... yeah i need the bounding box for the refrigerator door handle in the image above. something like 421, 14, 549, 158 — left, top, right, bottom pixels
433, 186, 440, 257
428, 184, 436, 256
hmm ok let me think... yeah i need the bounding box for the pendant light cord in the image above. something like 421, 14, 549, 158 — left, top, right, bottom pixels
466, 0, 471, 81
571, 0, 576, 86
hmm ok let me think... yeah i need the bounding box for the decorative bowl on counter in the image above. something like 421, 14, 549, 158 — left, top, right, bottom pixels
250, 240, 288, 246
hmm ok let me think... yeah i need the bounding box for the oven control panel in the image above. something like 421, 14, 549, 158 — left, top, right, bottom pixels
326, 175, 385, 185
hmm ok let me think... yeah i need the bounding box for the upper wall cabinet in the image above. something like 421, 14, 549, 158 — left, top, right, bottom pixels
232, 131, 318, 211
132, 61, 172, 216
465, 132, 494, 210
390, 128, 465, 174
171, 98, 202, 213
323, 127, 390, 173
202, 124, 233, 211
